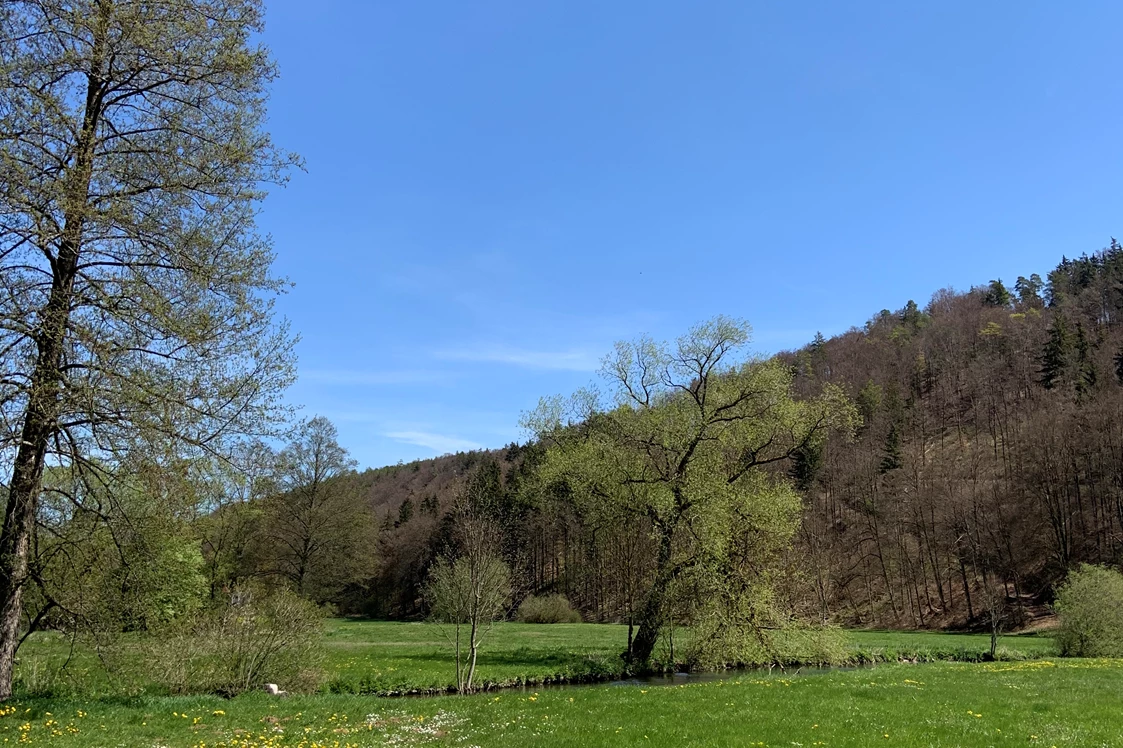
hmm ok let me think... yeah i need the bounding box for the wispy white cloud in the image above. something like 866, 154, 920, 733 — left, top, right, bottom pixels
385, 430, 483, 454
301, 369, 450, 386
435, 346, 599, 371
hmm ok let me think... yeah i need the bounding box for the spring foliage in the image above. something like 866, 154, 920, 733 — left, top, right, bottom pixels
1054, 564, 1123, 658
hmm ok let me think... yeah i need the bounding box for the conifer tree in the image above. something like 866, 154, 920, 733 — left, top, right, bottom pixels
879, 423, 903, 474
984, 279, 1013, 307
1015, 274, 1045, 306
1040, 314, 1073, 390
1074, 323, 1097, 397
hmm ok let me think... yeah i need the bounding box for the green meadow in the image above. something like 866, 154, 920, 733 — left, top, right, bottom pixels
3, 620, 1114, 747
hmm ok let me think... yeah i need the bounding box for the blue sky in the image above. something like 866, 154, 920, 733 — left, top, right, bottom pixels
257, 0, 1123, 469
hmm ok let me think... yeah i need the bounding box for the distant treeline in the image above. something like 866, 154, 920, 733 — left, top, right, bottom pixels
328, 241, 1123, 629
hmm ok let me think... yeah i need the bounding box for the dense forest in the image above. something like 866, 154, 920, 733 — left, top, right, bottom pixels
326, 242, 1123, 631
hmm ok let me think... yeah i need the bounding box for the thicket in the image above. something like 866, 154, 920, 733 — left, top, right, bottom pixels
1054, 564, 1123, 657
146, 587, 324, 696
517, 595, 583, 624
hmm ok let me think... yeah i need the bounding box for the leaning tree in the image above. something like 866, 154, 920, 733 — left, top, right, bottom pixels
0, 0, 298, 698
524, 317, 854, 665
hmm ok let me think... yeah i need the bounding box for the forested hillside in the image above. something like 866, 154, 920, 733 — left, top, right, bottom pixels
357, 242, 1123, 630
788, 241, 1123, 628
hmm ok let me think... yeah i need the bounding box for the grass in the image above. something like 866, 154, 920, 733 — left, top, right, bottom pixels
320, 620, 626, 694
13, 620, 1059, 698
320, 622, 1059, 694
3, 658, 1122, 746
847, 628, 1056, 660
0, 621, 1097, 746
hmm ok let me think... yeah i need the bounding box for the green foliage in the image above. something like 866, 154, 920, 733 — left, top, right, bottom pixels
148, 587, 324, 696
517, 595, 583, 624
1054, 564, 1123, 657
29, 462, 210, 636
898, 300, 929, 330
984, 279, 1012, 307
855, 380, 883, 426
396, 497, 414, 526
879, 423, 902, 474
259, 417, 375, 603
789, 441, 823, 492
118, 536, 209, 631
1015, 273, 1044, 306
1039, 313, 1073, 389
525, 317, 857, 665
1073, 322, 1097, 397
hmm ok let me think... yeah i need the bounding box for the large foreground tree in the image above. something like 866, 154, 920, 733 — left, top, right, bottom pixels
0, 0, 297, 698
525, 317, 854, 665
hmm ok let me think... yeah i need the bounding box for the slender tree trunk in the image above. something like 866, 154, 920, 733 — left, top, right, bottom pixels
0, 5, 107, 699
465, 615, 480, 692
453, 623, 462, 693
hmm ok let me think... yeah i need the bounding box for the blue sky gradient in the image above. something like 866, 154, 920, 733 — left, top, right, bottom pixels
257, 1, 1123, 469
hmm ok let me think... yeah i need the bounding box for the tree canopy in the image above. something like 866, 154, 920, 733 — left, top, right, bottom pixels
524, 316, 855, 663
0, 0, 297, 697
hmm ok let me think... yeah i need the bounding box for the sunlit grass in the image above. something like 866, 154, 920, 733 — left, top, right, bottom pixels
2, 659, 1120, 746
0, 621, 1083, 746
13, 620, 1058, 699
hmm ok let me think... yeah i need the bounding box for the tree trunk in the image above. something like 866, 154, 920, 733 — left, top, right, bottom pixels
0, 1, 108, 701
465, 617, 479, 692
626, 522, 675, 666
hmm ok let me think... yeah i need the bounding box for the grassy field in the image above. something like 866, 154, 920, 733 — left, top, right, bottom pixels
0, 621, 1095, 747
14, 620, 1059, 698
2, 658, 1121, 746
320, 621, 1058, 694
320, 620, 627, 694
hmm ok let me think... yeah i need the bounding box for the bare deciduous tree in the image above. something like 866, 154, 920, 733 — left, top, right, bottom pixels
426, 474, 511, 693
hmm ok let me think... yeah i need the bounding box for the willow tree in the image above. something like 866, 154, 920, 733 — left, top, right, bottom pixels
524, 317, 854, 665
0, 0, 297, 698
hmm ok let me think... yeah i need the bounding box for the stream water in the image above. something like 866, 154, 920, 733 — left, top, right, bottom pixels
509, 663, 873, 694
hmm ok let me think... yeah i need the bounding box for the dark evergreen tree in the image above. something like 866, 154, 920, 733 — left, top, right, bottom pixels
790, 441, 823, 491
1074, 322, 1097, 398
1040, 313, 1073, 390
1014, 274, 1044, 306
879, 423, 902, 474
396, 497, 414, 527
984, 279, 1012, 307
900, 300, 925, 329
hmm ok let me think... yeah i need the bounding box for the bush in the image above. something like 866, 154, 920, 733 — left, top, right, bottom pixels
149, 586, 324, 696
516, 594, 582, 624
1054, 564, 1123, 657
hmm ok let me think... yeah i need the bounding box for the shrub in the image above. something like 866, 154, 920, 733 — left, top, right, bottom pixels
149, 586, 324, 696
1054, 564, 1123, 657
516, 594, 582, 624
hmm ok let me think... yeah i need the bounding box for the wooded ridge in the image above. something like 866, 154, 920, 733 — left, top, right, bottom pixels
347, 242, 1123, 630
